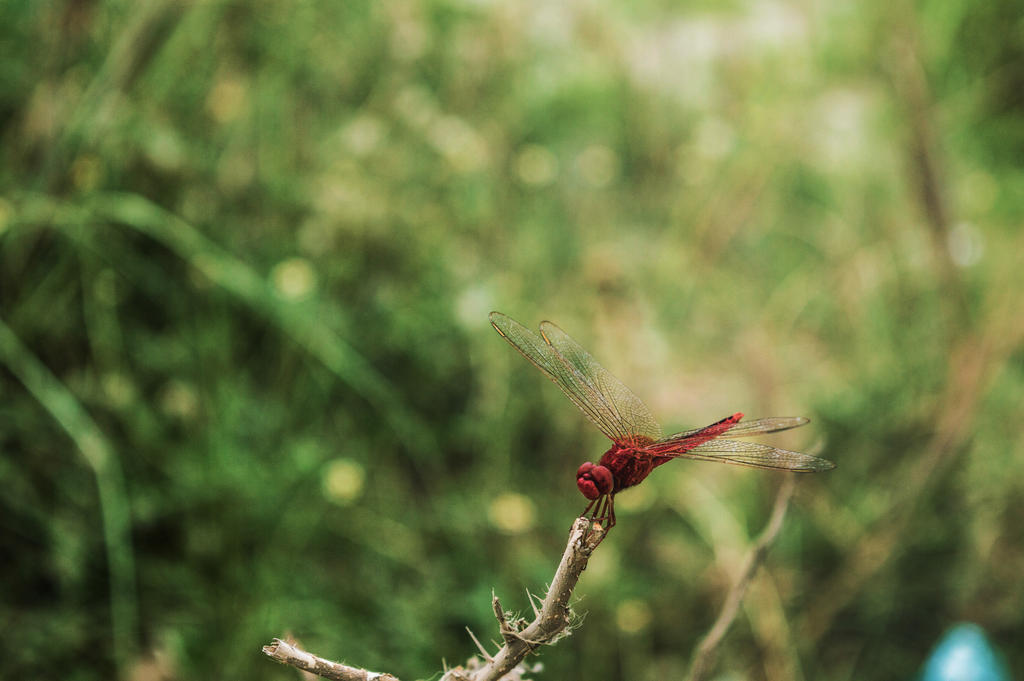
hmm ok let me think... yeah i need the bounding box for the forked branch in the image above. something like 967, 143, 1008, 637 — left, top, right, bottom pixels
263, 517, 606, 681
452, 517, 606, 680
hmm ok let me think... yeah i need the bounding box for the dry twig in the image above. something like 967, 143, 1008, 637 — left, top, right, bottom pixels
263, 517, 606, 681
454, 518, 606, 680
262, 639, 399, 681
686, 475, 797, 681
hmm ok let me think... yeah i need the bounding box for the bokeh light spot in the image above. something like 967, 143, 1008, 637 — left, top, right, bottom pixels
207, 76, 247, 123
322, 458, 366, 505
615, 599, 652, 634
159, 380, 198, 421
102, 372, 136, 410
272, 257, 317, 301
488, 492, 537, 534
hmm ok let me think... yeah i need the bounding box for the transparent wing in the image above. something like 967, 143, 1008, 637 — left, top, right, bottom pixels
663, 439, 835, 472
539, 320, 662, 442
664, 416, 809, 442
490, 312, 640, 442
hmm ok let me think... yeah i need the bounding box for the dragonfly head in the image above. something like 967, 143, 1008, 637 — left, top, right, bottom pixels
576, 462, 613, 500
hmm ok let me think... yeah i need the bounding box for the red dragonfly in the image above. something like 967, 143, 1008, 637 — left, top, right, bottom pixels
490, 312, 834, 529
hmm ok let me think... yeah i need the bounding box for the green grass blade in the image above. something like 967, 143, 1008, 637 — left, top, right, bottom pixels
0, 317, 138, 678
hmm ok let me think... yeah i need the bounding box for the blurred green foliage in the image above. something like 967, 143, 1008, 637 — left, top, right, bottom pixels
2, 1, 1023, 680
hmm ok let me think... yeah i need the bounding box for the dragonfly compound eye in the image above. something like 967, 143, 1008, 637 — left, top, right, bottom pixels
576, 462, 614, 499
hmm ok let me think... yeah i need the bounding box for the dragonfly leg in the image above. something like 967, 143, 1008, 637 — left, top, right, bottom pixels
585, 494, 614, 530
580, 497, 598, 540
580, 494, 617, 535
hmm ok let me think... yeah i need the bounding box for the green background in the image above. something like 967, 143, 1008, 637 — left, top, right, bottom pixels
2, 0, 1023, 679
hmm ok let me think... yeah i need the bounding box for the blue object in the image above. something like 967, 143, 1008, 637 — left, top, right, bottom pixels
919, 623, 1011, 681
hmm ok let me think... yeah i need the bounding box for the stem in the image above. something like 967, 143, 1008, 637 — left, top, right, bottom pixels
0, 317, 138, 678
687, 476, 797, 681
262, 639, 400, 681
465, 518, 606, 681
263, 517, 606, 681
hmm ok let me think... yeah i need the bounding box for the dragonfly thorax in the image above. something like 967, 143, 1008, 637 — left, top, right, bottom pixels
597, 442, 659, 493
576, 462, 613, 500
